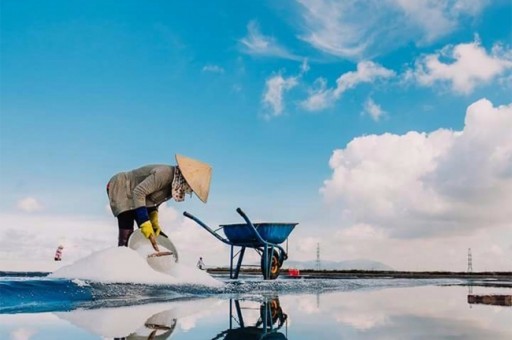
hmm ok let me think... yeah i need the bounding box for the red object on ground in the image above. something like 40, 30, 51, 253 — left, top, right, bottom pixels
54, 245, 63, 261
288, 268, 300, 277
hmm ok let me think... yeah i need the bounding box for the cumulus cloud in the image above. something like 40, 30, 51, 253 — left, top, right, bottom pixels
262, 74, 299, 118
0, 204, 226, 266
10, 328, 36, 340
301, 61, 395, 111
337, 224, 386, 241
321, 98, 512, 238
289, 213, 512, 270
295, 0, 489, 59
16, 197, 43, 213
362, 97, 386, 121
410, 39, 512, 94
240, 20, 299, 60
295, 236, 321, 255
0, 213, 114, 261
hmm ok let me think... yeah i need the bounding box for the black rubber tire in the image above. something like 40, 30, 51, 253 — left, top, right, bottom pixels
261, 249, 280, 280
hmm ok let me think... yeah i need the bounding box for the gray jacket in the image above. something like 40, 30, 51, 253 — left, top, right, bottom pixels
107, 164, 175, 217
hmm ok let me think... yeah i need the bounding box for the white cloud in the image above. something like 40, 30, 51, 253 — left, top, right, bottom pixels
0, 204, 227, 267
202, 64, 224, 73
296, 0, 372, 59
336, 224, 386, 241
392, 0, 455, 43
240, 20, 299, 60
0, 213, 114, 262
452, 0, 490, 15
16, 197, 43, 213
335, 61, 395, 95
321, 98, 512, 239
290, 286, 510, 336
296, 295, 321, 314
295, 0, 489, 59
288, 217, 512, 271
295, 236, 321, 255
411, 39, 512, 94
363, 98, 386, 121
301, 78, 332, 111
10, 328, 36, 340
300, 58, 310, 74
262, 74, 299, 118
335, 312, 388, 331
301, 61, 395, 111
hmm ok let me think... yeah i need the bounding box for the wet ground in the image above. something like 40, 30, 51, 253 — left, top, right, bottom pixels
1, 273, 511, 339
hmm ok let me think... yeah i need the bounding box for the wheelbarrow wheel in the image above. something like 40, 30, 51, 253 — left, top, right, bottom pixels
261, 249, 281, 280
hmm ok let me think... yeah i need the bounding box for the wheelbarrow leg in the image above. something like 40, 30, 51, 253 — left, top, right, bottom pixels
262, 244, 270, 280
234, 299, 244, 328
234, 247, 246, 279
230, 245, 234, 279
230, 245, 246, 279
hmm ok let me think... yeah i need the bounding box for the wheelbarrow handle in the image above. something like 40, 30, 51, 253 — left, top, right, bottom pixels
183, 211, 232, 245
183, 211, 194, 220
236, 207, 271, 247
237, 207, 287, 252
236, 207, 248, 220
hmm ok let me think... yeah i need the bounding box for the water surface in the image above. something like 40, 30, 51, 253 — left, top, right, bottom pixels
1, 274, 511, 339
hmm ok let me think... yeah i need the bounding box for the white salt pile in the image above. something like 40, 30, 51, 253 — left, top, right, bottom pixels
49, 246, 222, 287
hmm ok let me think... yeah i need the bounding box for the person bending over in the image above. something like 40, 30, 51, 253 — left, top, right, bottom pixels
106, 154, 212, 252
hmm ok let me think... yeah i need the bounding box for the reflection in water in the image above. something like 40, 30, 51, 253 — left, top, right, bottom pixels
465, 279, 512, 307
467, 294, 512, 307
213, 297, 288, 340
115, 310, 177, 340
2, 281, 512, 339
54, 298, 220, 339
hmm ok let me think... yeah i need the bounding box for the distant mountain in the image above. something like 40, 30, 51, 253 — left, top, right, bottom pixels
284, 259, 394, 271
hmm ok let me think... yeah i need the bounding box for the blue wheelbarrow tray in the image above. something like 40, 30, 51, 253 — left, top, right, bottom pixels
220, 223, 296, 247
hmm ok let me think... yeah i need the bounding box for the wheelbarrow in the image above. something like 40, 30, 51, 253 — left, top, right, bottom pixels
183, 208, 297, 280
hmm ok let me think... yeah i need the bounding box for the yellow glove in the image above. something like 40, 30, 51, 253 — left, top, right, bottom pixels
140, 221, 154, 238
149, 210, 161, 237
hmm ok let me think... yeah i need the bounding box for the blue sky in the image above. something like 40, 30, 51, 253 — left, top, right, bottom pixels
1, 0, 511, 270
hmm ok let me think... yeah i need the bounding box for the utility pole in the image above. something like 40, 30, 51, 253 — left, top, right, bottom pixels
467, 248, 473, 273
316, 243, 321, 271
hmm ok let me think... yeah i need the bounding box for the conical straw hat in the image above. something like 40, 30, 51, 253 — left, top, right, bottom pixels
175, 154, 212, 203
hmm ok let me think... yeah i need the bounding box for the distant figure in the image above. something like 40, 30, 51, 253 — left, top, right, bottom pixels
54, 245, 63, 261
197, 257, 205, 270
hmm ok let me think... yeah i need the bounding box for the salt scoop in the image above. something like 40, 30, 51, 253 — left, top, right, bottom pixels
128, 229, 179, 273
